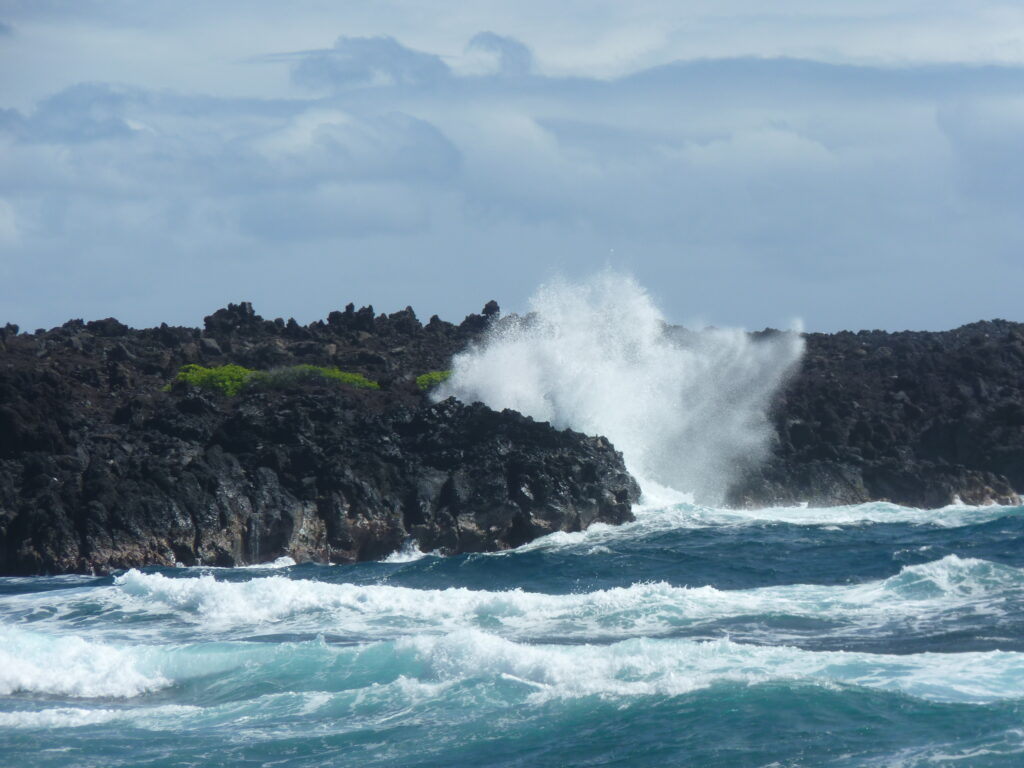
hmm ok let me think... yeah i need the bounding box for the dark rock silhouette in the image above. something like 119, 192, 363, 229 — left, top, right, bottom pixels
3, 303, 1023, 575
0, 303, 637, 575
728, 320, 1024, 508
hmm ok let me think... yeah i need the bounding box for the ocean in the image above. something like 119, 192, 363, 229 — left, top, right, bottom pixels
2, 496, 1023, 767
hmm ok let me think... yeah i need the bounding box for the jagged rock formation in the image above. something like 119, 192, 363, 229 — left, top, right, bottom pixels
3, 302, 1023, 575
729, 320, 1024, 508
0, 303, 637, 575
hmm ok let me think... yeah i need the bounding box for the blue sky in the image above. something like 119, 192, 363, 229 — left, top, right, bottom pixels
2, 1, 1023, 332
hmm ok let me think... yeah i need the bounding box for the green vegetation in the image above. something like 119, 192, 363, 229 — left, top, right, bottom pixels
271, 364, 379, 390
415, 370, 452, 391
168, 363, 379, 396
171, 363, 255, 396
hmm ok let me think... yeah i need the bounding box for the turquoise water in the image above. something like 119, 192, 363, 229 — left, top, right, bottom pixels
2, 499, 1024, 767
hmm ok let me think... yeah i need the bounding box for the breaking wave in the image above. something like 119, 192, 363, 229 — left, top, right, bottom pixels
96, 555, 1024, 646
3, 622, 1022, 707
436, 272, 803, 502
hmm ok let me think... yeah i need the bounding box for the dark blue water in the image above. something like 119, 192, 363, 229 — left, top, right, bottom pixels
2, 500, 1023, 767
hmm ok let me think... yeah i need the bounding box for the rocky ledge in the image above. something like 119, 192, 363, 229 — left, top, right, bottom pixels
730, 320, 1024, 509
2, 303, 1022, 575
0, 303, 638, 575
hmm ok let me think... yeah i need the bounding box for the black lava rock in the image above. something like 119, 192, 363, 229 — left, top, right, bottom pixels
4, 303, 1022, 575
728, 320, 1024, 508
0, 302, 637, 575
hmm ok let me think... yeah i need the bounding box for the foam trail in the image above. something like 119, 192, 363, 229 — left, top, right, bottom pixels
0, 704, 202, 730
5, 622, 1020, 707
696, 499, 1024, 528
103, 555, 1022, 642
399, 630, 1024, 705
239, 556, 296, 570
436, 272, 803, 501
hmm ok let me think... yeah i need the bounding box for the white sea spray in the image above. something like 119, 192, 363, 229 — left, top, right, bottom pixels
435, 271, 804, 501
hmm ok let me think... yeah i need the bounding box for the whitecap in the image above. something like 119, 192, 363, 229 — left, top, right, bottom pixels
0, 625, 169, 698
397, 630, 1024, 705
104, 554, 1024, 643
382, 540, 429, 563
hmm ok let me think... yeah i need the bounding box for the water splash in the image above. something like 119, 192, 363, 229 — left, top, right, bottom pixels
435, 272, 803, 501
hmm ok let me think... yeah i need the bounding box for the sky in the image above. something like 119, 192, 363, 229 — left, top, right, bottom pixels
2, 1, 1024, 333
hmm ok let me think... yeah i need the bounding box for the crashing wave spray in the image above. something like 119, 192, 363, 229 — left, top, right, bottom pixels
435, 272, 804, 502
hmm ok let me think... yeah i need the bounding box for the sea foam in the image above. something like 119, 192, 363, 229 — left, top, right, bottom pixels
398, 630, 1024, 705
508, 500, 1023, 555
435, 272, 803, 502
0, 626, 168, 698
8, 620, 1017, 708
108, 555, 1023, 643
0, 704, 200, 730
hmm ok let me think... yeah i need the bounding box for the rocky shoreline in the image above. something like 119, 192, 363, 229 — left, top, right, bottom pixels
0, 302, 638, 575
1, 303, 1022, 575
731, 320, 1024, 509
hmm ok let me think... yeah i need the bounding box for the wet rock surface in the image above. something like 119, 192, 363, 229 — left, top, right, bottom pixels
729, 320, 1024, 508
0, 304, 637, 575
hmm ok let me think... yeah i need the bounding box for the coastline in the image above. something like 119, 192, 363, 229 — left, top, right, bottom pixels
2, 303, 1021, 575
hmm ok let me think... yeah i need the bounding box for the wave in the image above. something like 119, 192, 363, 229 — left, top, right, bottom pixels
94, 555, 1023, 645
3, 624, 1021, 707
382, 539, 429, 563
396, 630, 1024, 705
237, 556, 297, 570
436, 272, 803, 502
0, 625, 379, 700
0, 625, 169, 698
697, 500, 1024, 529
5, 688, 1023, 768
507, 500, 1024, 556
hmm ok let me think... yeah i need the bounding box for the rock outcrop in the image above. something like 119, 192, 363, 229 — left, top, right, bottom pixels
3, 302, 1022, 575
0, 303, 638, 575
729, 320, 1024, 508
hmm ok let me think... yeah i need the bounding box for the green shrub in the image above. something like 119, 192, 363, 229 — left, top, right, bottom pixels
283, 364, 379, 390
172, 363, 255, 396
168, 363, 379, 396
416, 370, 452, 391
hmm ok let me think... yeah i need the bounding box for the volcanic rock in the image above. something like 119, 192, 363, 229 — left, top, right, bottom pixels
728, 320, 1024, 508
0, 303, 638, 575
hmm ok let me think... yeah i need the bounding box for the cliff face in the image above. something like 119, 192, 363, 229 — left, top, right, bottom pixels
0, 303, 638, 575
729, 320, 1024, 509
